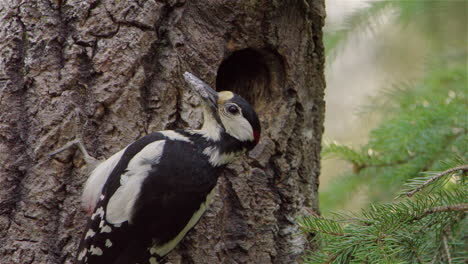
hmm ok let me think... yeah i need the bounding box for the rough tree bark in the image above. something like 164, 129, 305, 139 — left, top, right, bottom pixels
0, 0, 325, 263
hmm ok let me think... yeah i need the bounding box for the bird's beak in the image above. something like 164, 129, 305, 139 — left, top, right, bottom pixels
183, 72, 218, 109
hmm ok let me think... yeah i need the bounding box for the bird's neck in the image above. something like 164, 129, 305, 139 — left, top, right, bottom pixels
190, 124, 248, 167
198, 108, 223, 141
185, 110, 251, 167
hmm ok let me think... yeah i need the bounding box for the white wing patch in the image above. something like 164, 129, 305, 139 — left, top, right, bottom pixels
106, 140, 166, 224
82, 147, 128, 213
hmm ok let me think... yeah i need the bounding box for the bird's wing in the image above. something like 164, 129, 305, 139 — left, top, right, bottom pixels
76, 132, 168, 264
76, 132, 218, 264
129, 139, 220, 257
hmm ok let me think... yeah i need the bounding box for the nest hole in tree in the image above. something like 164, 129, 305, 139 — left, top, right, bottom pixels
216, 49, 283, 112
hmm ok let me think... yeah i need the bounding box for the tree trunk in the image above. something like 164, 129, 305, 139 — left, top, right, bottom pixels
0, 0, 325, 263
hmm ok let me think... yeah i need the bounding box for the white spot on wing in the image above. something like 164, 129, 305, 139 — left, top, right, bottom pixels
85, 229, 95, 239
89, 245, 103, 256
77, 248, 87, 261
82, 147, 128, 212
91, 207, 105, 220
105, 239, 113, 248
106, 141, 166, 224
100, 224, 112, 233
149, 257, 158, 264
150, 186, 218, 256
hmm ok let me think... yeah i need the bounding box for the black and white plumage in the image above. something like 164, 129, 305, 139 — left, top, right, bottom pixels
75, 72, 261, 264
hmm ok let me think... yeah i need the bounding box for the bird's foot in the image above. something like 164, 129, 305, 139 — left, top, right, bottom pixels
48, 138, 98, 165
34, 137, 99, 170
35, 108, 99, 169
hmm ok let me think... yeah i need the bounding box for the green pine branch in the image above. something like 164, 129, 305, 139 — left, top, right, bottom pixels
300, 166, 467, 263
320, 62, 467, 210
404, 165, 468, 198
314, 2, 467, 262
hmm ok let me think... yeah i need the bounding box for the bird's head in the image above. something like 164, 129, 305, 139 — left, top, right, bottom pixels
184, 72, 261, 151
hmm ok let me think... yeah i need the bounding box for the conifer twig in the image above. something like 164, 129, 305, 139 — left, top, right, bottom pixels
442, 235, 452, 264
299, 224, 345, 237
412, 203, 468, 221
429, 253, 439, 264
406, 165, 468, 197
325, 253, 338, 264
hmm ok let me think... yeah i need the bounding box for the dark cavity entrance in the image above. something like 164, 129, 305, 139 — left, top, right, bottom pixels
216, 49, 274, 108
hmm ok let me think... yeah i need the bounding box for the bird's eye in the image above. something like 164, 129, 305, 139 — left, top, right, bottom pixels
227, 105, 239, 115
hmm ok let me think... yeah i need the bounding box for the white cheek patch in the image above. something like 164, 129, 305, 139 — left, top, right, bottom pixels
221, 114, 254, 142
106, 141, 166, 224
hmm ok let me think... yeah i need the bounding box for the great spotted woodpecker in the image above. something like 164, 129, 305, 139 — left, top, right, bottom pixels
75, 72, 261, 264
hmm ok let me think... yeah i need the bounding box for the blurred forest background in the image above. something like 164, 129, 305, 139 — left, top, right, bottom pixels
321, 0, 466, 212
301, 0, 467, 263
